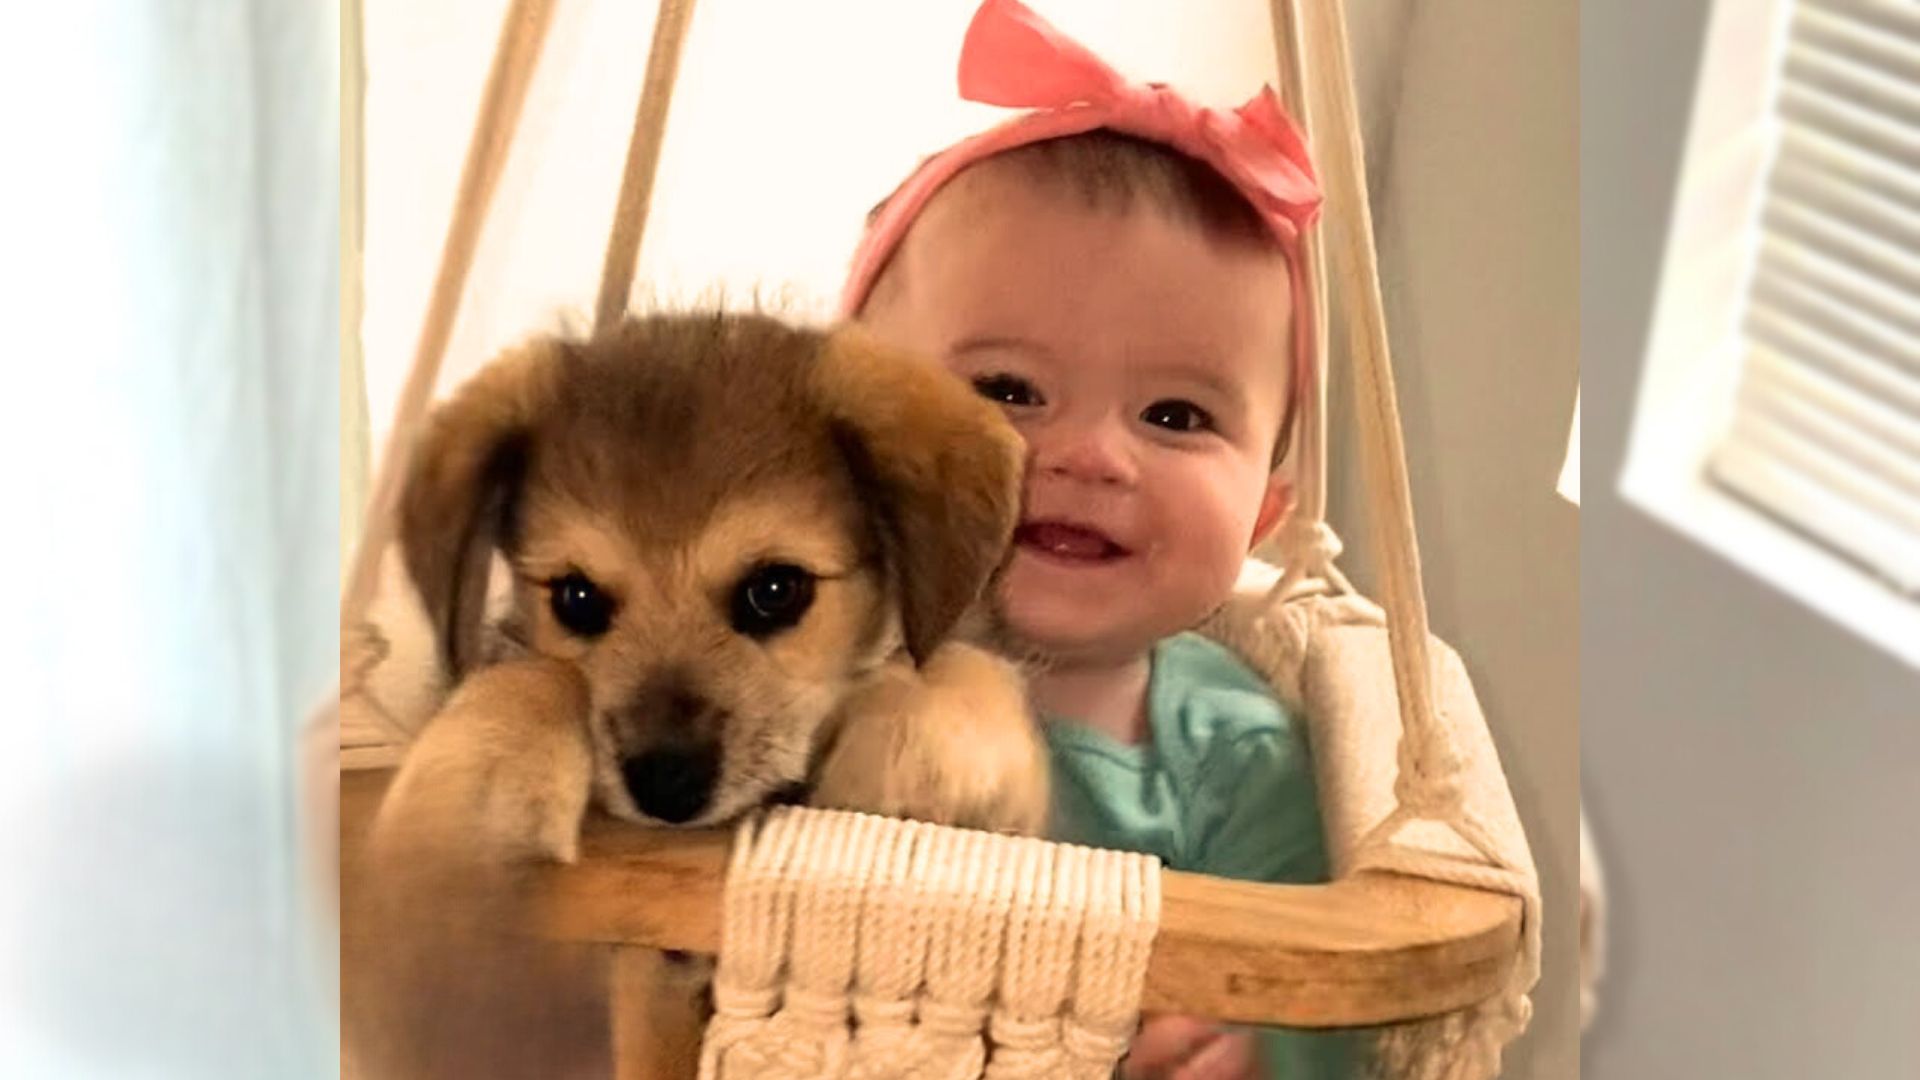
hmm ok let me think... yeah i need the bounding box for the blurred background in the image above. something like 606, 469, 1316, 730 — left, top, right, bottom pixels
0, 1, 340, 1076
1584, 0, 1920, 1075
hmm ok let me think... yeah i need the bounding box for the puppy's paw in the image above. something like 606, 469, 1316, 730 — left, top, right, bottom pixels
370, 656, 595, 868
811, 643, 1049, 836
347, 658, 607, 1080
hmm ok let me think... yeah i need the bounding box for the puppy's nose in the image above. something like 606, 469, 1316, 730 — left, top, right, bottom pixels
622, 743, 719, 824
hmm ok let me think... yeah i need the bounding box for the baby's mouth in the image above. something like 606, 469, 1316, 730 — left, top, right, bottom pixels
1015, 520, 1129, 562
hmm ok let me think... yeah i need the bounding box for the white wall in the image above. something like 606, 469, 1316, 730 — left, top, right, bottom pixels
362, 0, 1277, 459
1584, 1, 1920, 1076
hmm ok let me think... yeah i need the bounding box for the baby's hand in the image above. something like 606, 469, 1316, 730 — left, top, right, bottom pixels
1121, 1013, 1264, 1080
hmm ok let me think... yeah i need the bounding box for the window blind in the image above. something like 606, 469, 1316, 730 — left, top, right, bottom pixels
1709, 0, 1920, 594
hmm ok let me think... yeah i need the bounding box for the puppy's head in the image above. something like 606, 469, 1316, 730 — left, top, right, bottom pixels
399, 313, 1022, 826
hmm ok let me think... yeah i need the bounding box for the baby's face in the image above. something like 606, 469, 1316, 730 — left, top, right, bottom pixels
863, 173, 1294, 665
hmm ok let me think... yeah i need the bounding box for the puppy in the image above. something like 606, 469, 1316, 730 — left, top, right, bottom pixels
344, 312, 1049, 1079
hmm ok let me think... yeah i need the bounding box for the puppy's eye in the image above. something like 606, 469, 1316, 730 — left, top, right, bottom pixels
549, 571, 614, 637
1141, 399, 1216, 433
730, 563, 816, 637
971, 374, 1043, 409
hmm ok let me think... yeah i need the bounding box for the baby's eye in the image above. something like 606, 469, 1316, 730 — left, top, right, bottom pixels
1141, 399, 1216, 433
970, 373, 1043, 408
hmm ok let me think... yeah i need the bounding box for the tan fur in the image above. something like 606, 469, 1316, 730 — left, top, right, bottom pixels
810, 327, 1026, 661
399, 339, 573, 674
811, 643, 1050, 836
347, 313, 1048, 1079
346, 660, 607, 1079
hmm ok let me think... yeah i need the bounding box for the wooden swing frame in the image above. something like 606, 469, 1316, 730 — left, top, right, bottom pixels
337, 0, 1527, 1073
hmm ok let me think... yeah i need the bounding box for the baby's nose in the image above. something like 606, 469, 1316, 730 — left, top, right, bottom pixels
1033, 415, 1136, 486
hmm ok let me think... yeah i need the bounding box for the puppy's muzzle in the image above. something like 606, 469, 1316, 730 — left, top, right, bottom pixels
621, 743, 719, 824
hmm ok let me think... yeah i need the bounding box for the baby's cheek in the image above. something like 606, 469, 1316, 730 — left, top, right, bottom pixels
1191, 470, 1264, 547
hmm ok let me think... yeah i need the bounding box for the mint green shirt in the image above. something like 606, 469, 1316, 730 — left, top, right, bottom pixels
1045, 633, 1362, 1079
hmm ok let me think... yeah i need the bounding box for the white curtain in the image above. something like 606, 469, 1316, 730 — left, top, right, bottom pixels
0, 2, 338, 1075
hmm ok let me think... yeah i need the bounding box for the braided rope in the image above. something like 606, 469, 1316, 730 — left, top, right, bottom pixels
1255, 0, 1539, 1074
700, 808, 804, 1078
702, 810, 1159, 1080
982, 839, 1083, 1078
1063, 847, 1159, 1079
846, 819, 934, 1077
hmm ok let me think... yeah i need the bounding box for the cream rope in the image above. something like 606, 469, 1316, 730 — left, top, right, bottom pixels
593, 0, 701, 336
1294, 0, 1465, 834
1265, 0, 1347, 604
1262, 1, 1537, 1075
703, 809, 1161, 1080
917, 826, 1008, 1076
339, 0, 555, 641
1267, 0, 1514, 874
701, 809, 807, 1077
846, 820, 936, 1077
982, 838, 1079, 1079
1267, 0, 1526, 921
1062, 847, 1157, 1080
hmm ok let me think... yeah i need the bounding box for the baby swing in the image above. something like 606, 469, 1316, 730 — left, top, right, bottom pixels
333, 0, 1541, 1077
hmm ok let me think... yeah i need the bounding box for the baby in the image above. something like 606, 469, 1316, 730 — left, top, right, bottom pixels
841, 2, 1359, 1077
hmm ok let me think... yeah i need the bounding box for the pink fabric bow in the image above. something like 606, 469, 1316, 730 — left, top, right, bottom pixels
838, 0, 1321, 457
957, 0, 1321, 239
840, 0, 1322, 314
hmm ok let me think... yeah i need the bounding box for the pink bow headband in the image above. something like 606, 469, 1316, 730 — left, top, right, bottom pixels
839, 0, 1322, 456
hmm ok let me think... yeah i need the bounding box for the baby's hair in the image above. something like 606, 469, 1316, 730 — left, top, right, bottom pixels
861, 130, 1301, 467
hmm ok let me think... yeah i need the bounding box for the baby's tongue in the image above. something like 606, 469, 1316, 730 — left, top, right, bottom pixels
1017, 522, 1118, 559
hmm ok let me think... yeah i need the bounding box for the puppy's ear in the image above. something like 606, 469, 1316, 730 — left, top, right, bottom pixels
812, 328, 1023, 664
400, 340, 570, 676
